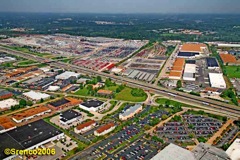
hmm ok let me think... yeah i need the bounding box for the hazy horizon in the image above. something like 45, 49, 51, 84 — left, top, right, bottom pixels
1, 0, 240, 14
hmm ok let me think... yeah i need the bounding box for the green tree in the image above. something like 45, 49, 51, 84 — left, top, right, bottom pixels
161, 114, 168, 120
19, 99, 27, 107
165, 100, 171, 107
177, 80, 182, 88
96, 76, 102, 82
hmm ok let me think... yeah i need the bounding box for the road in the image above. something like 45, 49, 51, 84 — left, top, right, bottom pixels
154, 44, 180, 85
1, 46, 240, 119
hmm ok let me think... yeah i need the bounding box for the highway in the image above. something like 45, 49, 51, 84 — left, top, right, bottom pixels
1, 46, 240, 119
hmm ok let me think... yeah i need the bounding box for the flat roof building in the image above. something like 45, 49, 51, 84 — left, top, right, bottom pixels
192, 143, 230, 160
150, 143, 196, 160
12, 106, 51, 123
180, 43, 208, 54
226, 138, 240, 160
0, 119, 64, 160
74, 120, 96, 134
97, 89, 113, 96
47, 85, 60, 91
119, 104, 142, 121
169, 58, 185, 80
79, 99, 105, 112
23, 90, 50, 101
0, 89, 13, 100
220, 53, 237, 65
48, 97, 82, 110
183, 64, 196, 81
60, 109, 82, 126
177, 52, 200, 59
0, 117, 16, 134
209, 73, 226, 89
94, 123, 115, 136
55, 71, 80, 80
0, 98, 19, 110
206, 58, 219, 69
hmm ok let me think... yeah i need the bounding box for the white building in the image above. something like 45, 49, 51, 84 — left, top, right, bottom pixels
79, 100, 105, 112
111, 67, 123, 74
0, 98, 19, 110
151, 143, 196, 160
209, 73, 226, 89
94, 123, 115, 136
183, 64, 196, 81
59, 110, 82, 126
226, 138, 240, 160
119, 104, 142, 121
47, 85, 60, 92
74, 120, 96, 134
55, 71, 80, 80
23, 90, 50, 101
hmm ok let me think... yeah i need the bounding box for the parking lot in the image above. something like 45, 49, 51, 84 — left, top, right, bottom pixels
154, 113, 224, 146
215, 124, 239, 147
183, 114, 223, 138
115, 139, 160, 160
97, 125, 140, 153
156, 121, 193, 143
138, 110, 169, 127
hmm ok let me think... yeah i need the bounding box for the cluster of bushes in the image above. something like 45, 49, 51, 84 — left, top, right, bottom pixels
131, 88, 146, 97
116, 85, 125, 93
105, 78, 116, 87
10, 99, 32, 111
221, 88, 238, 106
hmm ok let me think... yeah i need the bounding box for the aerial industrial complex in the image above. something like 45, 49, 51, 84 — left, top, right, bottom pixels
0, 32, 240, 160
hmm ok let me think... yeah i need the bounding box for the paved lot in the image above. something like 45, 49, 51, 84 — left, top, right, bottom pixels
183, 114, 223, 138
50, 109, 85, 129
216, 125, 239, 147
97, 125, 140, 153
156, 121, 193, 143
116, 139, 159, 160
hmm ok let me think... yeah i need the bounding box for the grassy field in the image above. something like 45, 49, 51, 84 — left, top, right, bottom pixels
74, 88, 89, 96
155, 98, 194, 108
17, 60, 37, 65
225, 66, 240, 78
5, 45, 51, 57
104, 86, 118, 92
115, 87, 147, 102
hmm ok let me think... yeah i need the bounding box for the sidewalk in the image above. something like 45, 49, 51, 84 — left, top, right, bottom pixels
146, 108, 187, 134
206, 119, 234, 145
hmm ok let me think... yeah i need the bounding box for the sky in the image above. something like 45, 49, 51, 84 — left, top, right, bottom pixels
0, 0, 240, 14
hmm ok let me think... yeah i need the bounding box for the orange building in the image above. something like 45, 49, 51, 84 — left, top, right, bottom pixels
219, 53, 237, 65
12, 106, 51, 123
180, 43, 207, 53
0, 116, 16, 133
97, 89, 113, 96
48, 97, 82, 110
169, 58, 185, 80
74, 120, 96, 134
94, 123, 115, 136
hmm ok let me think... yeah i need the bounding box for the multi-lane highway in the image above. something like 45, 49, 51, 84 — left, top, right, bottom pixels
1, 46, 240, 119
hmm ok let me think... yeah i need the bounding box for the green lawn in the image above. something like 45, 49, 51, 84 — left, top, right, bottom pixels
115, 87, 147, 102
5, 45, 51, 57
225, 66, 240, 78
105, 86, 118, 92
155, 98, 194, 109
74, 88, 90, 96
18, 60, 37, 65
155, 98, 182, 106
60, 58, 71, 63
